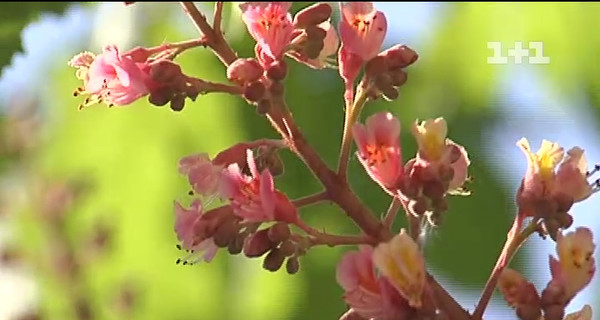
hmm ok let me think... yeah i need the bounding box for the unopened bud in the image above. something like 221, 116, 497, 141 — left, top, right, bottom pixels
365, 56, 388, 78
541, 280, 565, 306
553, 193, 574, 214
286, 256, 300, 274
256, 147, 285, 176
151, 60, 183, 84
227, 58, 263, 85
303, 40, 325, 60
516, 305, 542, 320
124, 46, 152, 63
374, 74, 393, 91
543, 305, 565, 320
408, 198, 427, 217
263, 248, 286, 272
305, 25, 327, 41
543, 219, 561, 241
243, 81, 266, 102
380, 86, 399, 101
256, 99, 271, 115
422, 181, 445, 200
148, 88, 172, 106
380, 44, 419, 69
268, 222, 291, 243
390, 69, 408, 87
266, 60, 288, 81
293, 3, 332, 28
227, 233, 245, 255
213, 218, 238, 248
243, 229, 275, 258
169, 94, 185, 111
555, 212, 573, 229
278, 240, 296, 256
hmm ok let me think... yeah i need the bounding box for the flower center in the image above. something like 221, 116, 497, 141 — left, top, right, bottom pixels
365, 144, 387, 166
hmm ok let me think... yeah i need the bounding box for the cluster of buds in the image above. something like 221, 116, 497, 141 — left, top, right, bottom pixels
67, 2, 599, 320
498, 227, 595, 320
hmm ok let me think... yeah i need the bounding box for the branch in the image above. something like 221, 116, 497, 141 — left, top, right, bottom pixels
472, 217, 539, 319
383, 196, 402, 229
187, 77, 243, 95
293, 220, 375, 247
292, 191, 329, 208
266, 97, 390, 241
427, 273, 473, 320
337, 85, 369, 180
213, 2, 224, 34
179, 2, 237, 66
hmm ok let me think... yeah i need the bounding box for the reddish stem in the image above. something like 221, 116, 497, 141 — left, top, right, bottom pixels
292, 192, 329, 208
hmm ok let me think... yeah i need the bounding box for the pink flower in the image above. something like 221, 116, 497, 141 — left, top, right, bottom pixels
178, 153, 223, 197
219, 149, 298, 223
240, 2, 294, 61
497, 268, 541, 314
173, 200, 223, 263
338, 2, 387, 61
336, 246, 412, 320
69, 45, 156, 107
353, 112, 403, 193
549, 227, 596, 302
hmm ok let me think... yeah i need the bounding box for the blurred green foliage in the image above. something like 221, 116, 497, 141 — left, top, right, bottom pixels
1, 2, 599, 320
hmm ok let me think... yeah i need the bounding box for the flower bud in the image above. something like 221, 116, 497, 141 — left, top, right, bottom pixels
381, 86, 399, 101
243, 81, 266, 102
305, 25, 327, 41
303, 39, 325, 60
243, 229, 275, 258
269, 82, 285, 96
278, 240, 296, 256
268, 222, 291, 243
380, 44, 419, 69
256, 146, 285, 176
227, 234, 245, 255
556, 212, 573, 229
293, 3, 332, 28
390, 69, 408, 87
285, 256, 300, 274
148, 88, 172, 107
408, 198, 427, 217
422, 180, 446, 200
516, 305, 542, 320
263, 248, 286, 272
543, 305, 565, 320
365, 56, 388, 78
266, 60, 288, 81
227, 58, 263, 85
151, 60, 183, 84
213, 218, 238, 248
169, 93, 185, 111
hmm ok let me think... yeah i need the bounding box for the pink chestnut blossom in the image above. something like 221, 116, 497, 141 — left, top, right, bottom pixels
219, 149, 298, 223
336, 246, 412, 320
240, 2, 294, 63
338, 2, 387, 62
353, 112, 403, 193
68, 45, 157, 107
549, 227, 596, 303
173, 200, 219, 263
178, 153, 223, 197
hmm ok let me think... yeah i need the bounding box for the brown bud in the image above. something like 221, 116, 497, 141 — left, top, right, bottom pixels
365, 56, 388, 78
256, 99, 271, 115
256, 147, 285, 176
293, 3, 332, 28
390, 69, 408, 87
305, 25, 327, 42
278, 240, 296, 256
303, 39, 325, 60
227, 233, 245, 255
243, 229, 275, 258
408, 198, 427, 217
374, 74, 393, 91
148, 88, 172, 106
243, 81, 266, 102
380, 86, 399, 101
541, 280, 566, 306
556, 212, 573, 229
286, 256, 300, 274
516, 305, 542, 320
542, 219, 561, 241
227, 58, 263, 85
422, 181, 446, 200
213, 218, 238, 248
266, 60, 288, 81
151, 60, 183, 84
169, 94, 185, 111
380, 44, 419, 69
268, 222, 291, 243
263, 248, 286, 272
543, 305, 565, 320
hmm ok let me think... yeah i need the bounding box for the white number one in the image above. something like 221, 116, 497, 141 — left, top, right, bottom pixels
528, 42, 550, 64
487, 42, 508, 65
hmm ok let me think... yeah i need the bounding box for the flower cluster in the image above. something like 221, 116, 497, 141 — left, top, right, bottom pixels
68, 2, 599, 320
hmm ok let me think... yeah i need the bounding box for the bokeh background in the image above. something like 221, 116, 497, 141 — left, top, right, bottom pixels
0, 2, 599, 320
